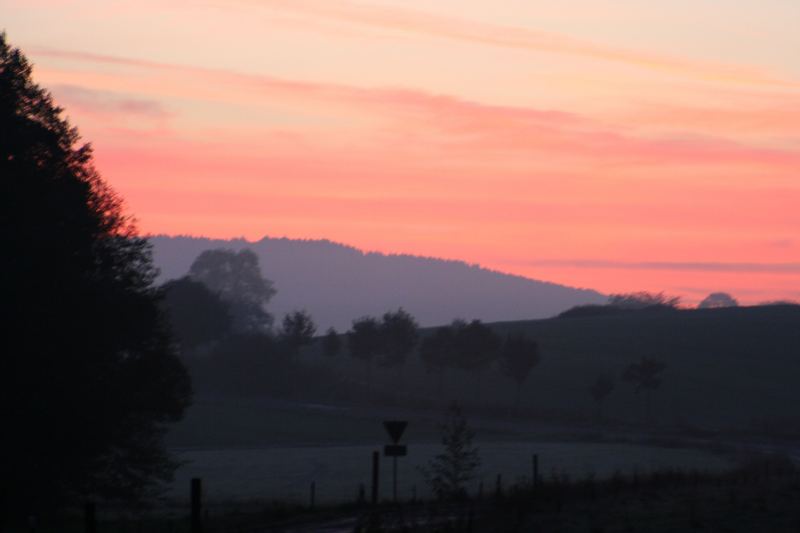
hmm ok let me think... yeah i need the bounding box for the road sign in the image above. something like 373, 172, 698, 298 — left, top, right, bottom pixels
384, 444, 407, 457
382, 420, 409, 502
383, 420, 408, 443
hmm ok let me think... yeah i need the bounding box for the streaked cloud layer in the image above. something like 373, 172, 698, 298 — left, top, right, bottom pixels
3, 0, 799, 303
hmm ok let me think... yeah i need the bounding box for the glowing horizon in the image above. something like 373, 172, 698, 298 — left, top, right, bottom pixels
4, 0, 799, 304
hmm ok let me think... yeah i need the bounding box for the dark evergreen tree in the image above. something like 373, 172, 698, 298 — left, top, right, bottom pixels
0, 34, 191, 515
420, 404, 481, 500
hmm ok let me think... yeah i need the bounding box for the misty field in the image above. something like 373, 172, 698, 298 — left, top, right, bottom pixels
168, 441, 729, 505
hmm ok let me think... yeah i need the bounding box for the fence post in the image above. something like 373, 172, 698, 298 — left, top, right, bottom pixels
310, 481, 316, 510
371, 450, 380, 505
84, 502, 96, 533
495, 474, 503, 498
191, 477, 202, 533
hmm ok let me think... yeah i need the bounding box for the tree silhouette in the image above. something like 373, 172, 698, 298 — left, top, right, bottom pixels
698, 292, 738, 309
608, 292, 680, 310
347, 316, 383, 392
420, 326, 457, 398
1, 34, 191, 513
622, 357, 666, 424
589, 375, 615, 421
379, 308, 419, 370
420, 403, 481, 500
500, 333, 540, 410
161, 276, 232, 352
452, 320, 501, 398
189, 248, 275, 332
322, 327, 341, 357
279, 310, 317, 356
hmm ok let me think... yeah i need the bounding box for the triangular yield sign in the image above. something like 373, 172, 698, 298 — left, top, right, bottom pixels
383, 420, 408, 443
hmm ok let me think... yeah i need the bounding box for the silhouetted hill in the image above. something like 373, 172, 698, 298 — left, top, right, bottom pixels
149, 235, 605, 330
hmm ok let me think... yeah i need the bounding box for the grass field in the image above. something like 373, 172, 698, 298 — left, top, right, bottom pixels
490, 305, 800, 430
168, 441, 730, 505
162, 304, 800, 511
284, 304, 800, 433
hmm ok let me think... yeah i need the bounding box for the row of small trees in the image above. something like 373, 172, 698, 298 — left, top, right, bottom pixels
590, 356, 667, 424
162, 248, 669, 420
325, 313, 541, 408
160, 252, 543, 407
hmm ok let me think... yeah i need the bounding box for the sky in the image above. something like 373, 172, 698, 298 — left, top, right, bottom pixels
3, 0, 800, 304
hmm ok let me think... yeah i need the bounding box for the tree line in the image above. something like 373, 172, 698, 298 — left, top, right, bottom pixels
161, 248, 672, 422
2, 34, 191, 520
160, 248, 543, 409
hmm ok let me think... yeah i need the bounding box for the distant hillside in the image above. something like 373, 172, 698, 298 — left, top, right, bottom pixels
149, 235, 605, 330
487, 304, 800, 431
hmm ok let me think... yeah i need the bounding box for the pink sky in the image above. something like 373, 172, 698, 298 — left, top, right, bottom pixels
4, 0, 800, 303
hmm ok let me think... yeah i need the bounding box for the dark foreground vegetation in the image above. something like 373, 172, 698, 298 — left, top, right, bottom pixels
1, 31, 191, 523
14, 454, 799, 532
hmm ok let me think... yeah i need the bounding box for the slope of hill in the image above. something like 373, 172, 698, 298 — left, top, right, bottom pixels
169, 305, 800, 449
441, 304, 800, 431
308, 303, 800, 432
149, 235, 605, 330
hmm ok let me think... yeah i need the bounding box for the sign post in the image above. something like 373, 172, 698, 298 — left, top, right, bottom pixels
371, 450, 380, 505
382, 420, 408, 502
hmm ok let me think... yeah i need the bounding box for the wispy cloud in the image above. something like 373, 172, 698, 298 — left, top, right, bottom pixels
30, 47, 800, 174
237, 0, 799, 88
51, 84, 170, 120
